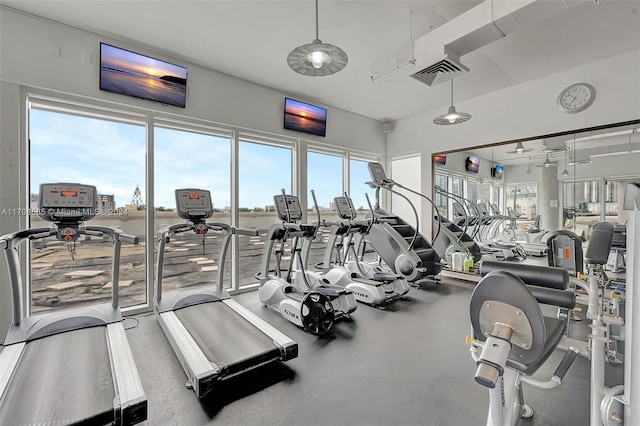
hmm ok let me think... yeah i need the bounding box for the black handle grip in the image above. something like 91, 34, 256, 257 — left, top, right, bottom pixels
553, 346, 579, 381
235, 227, 258, 237
119, 233, 140, 245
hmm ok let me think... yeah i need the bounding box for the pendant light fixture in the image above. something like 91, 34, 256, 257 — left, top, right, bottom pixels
536, 153, 553, 168
287, 0, 348, 76
506, 141, 534, 154
561, 146, 570, 177
433, 79, 471, 125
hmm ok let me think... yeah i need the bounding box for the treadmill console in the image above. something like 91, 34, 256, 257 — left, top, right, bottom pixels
334, 196, 356, 220
274, 195, 302, 222
39, 183, 97, 222
367, 162, 390, 185
175, 189, 214, 220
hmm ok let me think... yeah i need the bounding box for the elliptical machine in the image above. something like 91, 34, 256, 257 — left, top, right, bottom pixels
303, 193, 410, 306
257, 191, 356, 336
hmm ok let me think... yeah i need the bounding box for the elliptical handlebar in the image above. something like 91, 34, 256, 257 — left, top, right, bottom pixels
434, 185, 470, 241
310, 189, 322, 238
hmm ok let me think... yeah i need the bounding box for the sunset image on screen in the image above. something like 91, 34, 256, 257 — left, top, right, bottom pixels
100, 43, 187, 107
284, 98, 327, 137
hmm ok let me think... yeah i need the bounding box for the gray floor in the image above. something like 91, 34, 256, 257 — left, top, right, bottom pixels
125, 277, 621, 426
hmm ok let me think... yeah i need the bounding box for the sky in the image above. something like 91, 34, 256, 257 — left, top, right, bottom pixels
284, 98, 326, 122
30, 109, 374, 212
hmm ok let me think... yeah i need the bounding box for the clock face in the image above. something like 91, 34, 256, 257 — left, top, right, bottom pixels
557, 83, 595, 114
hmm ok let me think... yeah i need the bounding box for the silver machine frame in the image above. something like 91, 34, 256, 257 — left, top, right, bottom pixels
0, 212, 147, 424
155, 189, 298, 398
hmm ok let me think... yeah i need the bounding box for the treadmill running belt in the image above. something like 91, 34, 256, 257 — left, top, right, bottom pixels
175, 302, 281, 375
0, 327, 116, 425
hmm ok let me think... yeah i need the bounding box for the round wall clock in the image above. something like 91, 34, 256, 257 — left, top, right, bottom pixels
557, 83, 596, 114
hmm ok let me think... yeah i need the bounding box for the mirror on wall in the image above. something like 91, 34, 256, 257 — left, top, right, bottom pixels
432, 120, 640, 241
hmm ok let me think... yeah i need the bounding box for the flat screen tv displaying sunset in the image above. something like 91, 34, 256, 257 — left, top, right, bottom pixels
100, 43, 188, 108
465, 156, 480, 173
284, 98, 327, 137
433, 153, 447, 165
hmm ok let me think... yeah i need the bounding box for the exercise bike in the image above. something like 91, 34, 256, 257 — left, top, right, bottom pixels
257, 191, 356, 335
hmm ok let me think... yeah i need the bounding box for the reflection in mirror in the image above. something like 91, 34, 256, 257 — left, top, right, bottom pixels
432, 120, 640, 244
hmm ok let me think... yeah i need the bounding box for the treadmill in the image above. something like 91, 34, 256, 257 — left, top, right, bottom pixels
155, 188, 298, 398
0, 183, 147, 425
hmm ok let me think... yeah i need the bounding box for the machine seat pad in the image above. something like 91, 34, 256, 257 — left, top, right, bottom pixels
584, 222, 614, 266
527, 286, 575, 309
507, 316, 566, 375
480, 260, 569, 290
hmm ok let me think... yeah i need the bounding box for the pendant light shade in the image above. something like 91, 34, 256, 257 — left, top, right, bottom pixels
433, 79, 471, 125
287, 0, 348, 76
506, 142, 534, 154
561, 150, 569, 176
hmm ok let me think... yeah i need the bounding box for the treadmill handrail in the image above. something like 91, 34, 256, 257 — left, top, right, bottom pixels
156, 220, 257, 302
1, 225, 137, 325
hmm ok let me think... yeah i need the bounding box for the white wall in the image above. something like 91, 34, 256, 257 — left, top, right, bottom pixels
389, 156, 422, 227
388, 48, 640, 235
0, 8, 385, 153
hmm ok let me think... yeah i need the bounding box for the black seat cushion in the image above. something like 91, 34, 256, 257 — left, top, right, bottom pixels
584, 222, 614, 265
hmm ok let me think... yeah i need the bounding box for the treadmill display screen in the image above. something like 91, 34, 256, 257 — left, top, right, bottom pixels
39, 183, 98, 222
175, 188, 213, 220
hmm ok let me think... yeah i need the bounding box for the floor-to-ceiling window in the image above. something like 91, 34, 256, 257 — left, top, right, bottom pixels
19, 93, 385, 313
467, 180, 478, 204
154, 124, 231, 290
349, 158, 376, 214
28, 103, 147, 312
435, 173, 450, 218
238, 138, 292, 288
306, 150, 344, 270
563, 180, 600, 233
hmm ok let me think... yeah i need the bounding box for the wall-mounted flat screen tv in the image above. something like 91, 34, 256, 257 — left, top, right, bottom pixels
284, 98, 327, 137
433, 153, 447, 165
100, 43, 188, 108
465, 156, 480, 173
491, 164, 504, 179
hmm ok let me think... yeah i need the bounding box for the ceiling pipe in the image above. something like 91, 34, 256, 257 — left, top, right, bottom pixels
403, 0, 588, 86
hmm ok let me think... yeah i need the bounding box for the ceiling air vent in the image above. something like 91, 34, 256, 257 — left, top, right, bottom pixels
542, 144, 569, 154
410, 54, 469, 87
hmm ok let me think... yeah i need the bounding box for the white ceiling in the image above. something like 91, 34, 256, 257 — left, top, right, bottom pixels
1, 0, 639, 122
